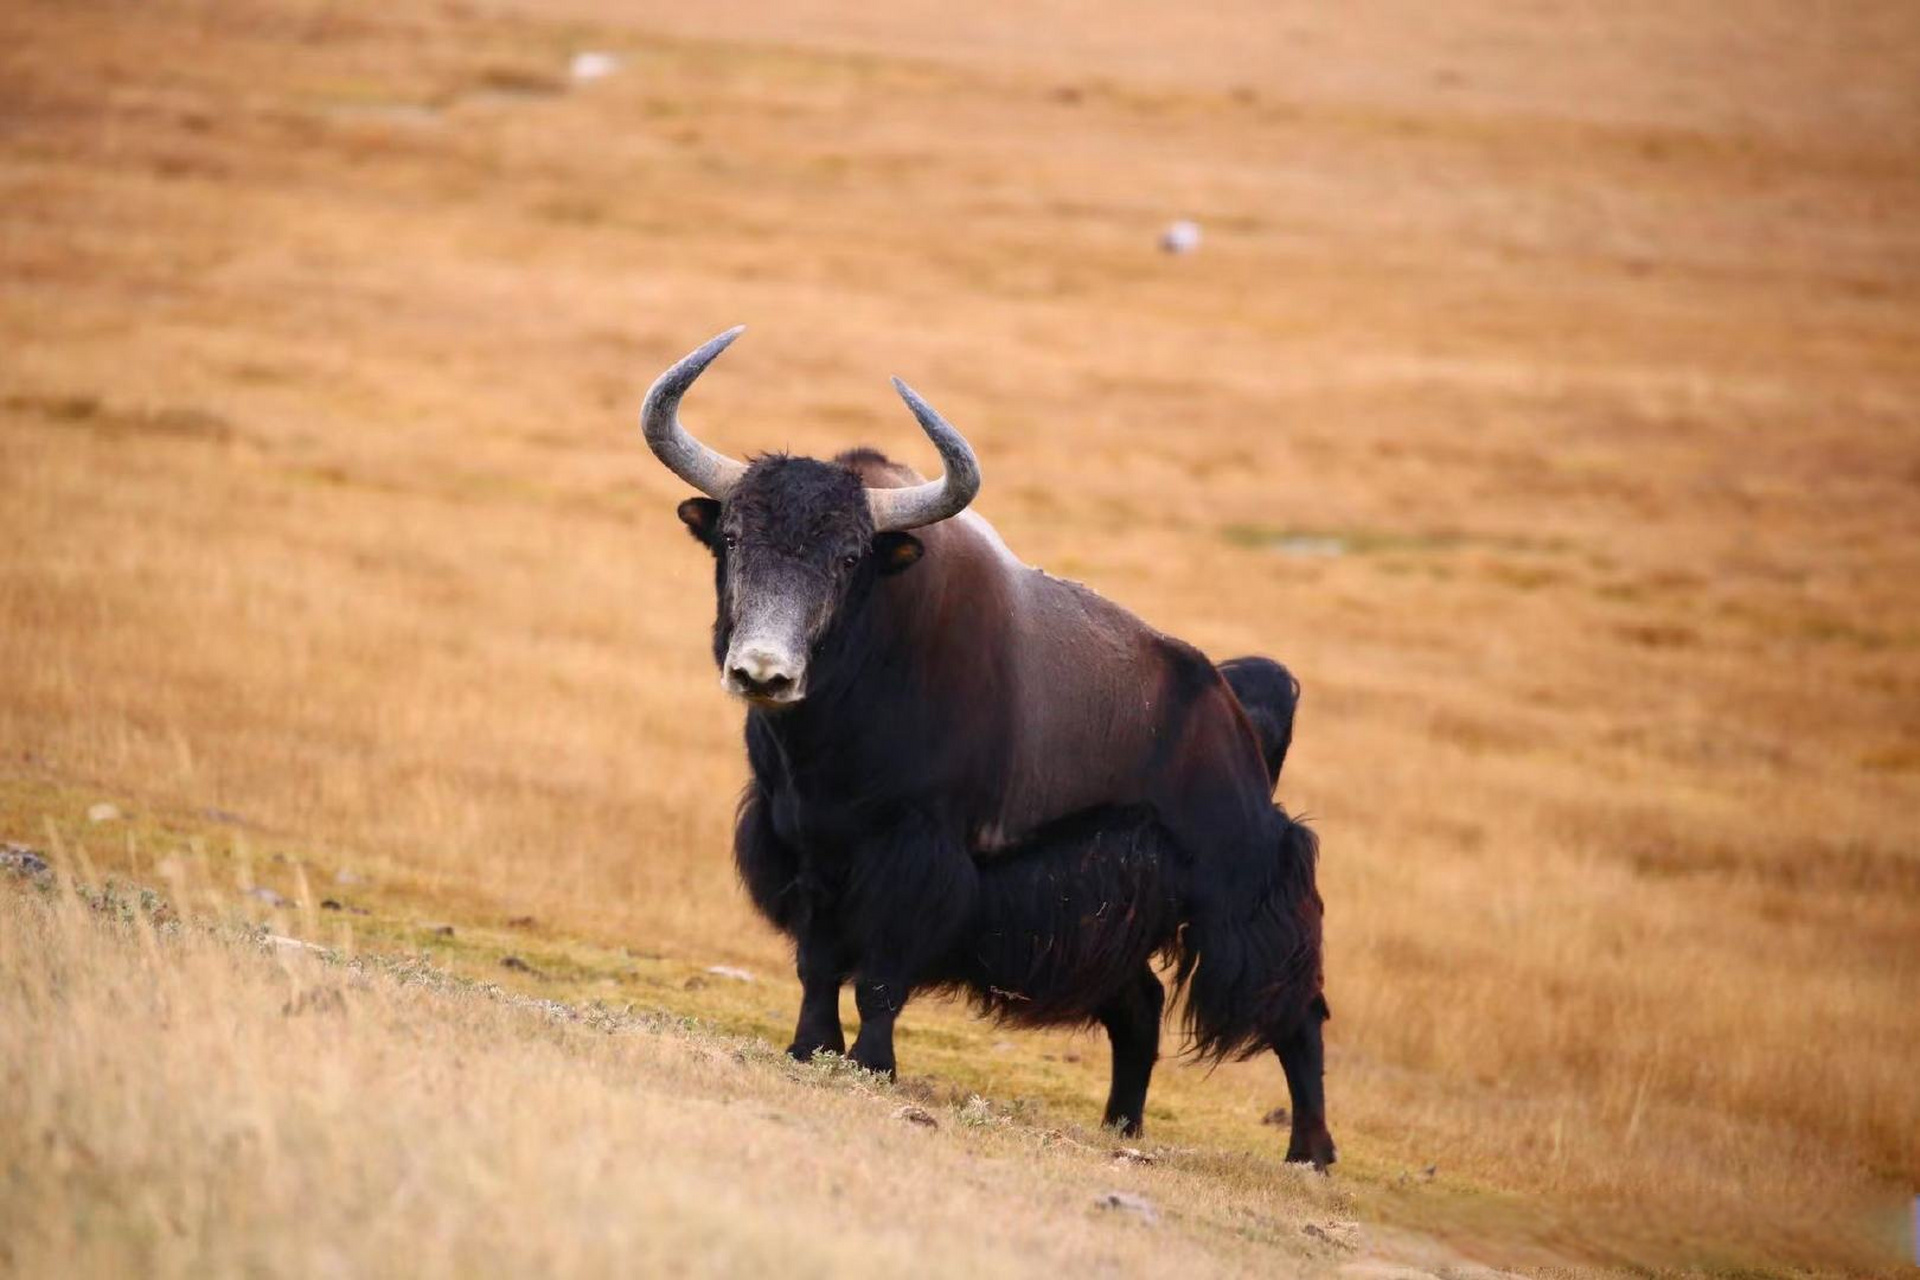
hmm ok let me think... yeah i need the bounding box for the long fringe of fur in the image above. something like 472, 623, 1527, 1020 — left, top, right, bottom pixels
932, 806, 1180, 1028
924, 803, 1323, 1060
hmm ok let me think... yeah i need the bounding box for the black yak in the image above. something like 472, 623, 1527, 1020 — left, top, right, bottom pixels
641, 328, 1334, 1167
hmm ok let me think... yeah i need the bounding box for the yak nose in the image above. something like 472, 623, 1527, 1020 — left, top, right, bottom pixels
724, 645, 803, 702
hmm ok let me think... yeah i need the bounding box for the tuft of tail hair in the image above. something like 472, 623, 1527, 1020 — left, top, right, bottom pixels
1173, 806, 1324, 1063
1219, 656, 1300, 790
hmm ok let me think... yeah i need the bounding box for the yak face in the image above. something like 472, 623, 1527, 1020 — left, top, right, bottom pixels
642, 329, 979, 707
678, 455, 923, 708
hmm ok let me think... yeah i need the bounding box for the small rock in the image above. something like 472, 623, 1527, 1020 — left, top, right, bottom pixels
320, 898, 343, 911
247, 886, 287, 907
569, 51, 619, 82
334, 869, 367, 886
265, 934, 321, 953
1393, 1162, 1440, 1189
506, 915, 537, 929
87, 802, 121, 824
705, 965, 754, 983
1261, 1106, 1290, 1126
892, 1077, 939, 1105
1111, 1147, 1156, 1166
1094, 1191, 1159, 1225
1, 843, 50, 878
429, 924, 455, 938
893, 1105, 939, 1130
500, 955, 538, 974
202, 807, 246, 824
1158, 220, 1201, 255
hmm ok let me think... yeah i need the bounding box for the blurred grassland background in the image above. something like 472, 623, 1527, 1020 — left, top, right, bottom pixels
2, 0, 1918, 1274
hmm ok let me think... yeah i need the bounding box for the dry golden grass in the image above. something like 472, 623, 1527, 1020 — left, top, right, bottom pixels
3, 865, 1389, 1278
3, 0, 1918, 1272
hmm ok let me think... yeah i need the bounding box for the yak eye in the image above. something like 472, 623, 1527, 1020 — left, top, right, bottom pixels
842, 553, 860, 570
723, 532, 739, 550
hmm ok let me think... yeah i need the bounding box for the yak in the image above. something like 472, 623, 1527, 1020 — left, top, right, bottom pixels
640, 327, 1335, 1168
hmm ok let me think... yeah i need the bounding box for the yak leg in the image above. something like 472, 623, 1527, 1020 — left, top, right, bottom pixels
1097, 966, 1165, 1137
848, 976, 908, 1077
787, 930, 848, 1061
844, 815, 977, 1078
1148, 686, 1335, 1168
732, 789, 846, 1062
1274, 995, 1337, 1169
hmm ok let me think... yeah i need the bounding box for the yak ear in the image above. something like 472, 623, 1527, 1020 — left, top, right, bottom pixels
677, 498, 722, 547
872, 531, 923, 575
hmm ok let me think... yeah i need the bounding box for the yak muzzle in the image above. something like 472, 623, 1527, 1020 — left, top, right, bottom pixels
722, 643, 806, 706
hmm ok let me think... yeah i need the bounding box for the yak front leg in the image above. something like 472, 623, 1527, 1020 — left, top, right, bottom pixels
843, 814, 978, 1078
787, 929, 848, 1061
733, 785, 847, 1062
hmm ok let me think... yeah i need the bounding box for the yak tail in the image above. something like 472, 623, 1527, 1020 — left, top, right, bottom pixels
1218, 655, 1300, 790
1173, 806, 1324, 1063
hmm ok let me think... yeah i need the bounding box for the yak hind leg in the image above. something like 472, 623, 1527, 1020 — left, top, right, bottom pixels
1097, 965, 1165, 1137
1273, 994, 1337, 1169
1164, 787, 1335, 1170
848, 977, 906, 1077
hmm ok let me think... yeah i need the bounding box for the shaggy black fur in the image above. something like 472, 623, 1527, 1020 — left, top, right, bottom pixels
737, 791, 1330, 1155
943, 800, 1325, 1149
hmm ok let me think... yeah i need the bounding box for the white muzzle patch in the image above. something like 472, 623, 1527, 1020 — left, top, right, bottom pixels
722, 639, 806, 705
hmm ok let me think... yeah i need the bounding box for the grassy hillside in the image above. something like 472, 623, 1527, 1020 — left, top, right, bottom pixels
4, 861, 1374, 1278
3, 0, 1917, 1272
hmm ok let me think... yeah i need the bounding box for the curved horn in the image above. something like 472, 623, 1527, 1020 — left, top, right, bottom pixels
867, 378, 982, 532
640, 326, 750, 499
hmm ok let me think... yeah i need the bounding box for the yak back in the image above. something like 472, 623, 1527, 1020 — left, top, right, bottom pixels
805, 449, 1273, 859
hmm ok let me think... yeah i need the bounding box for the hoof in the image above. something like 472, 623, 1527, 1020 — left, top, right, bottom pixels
846, 1050, 896, 1078
1286, 1128, 1338, 1173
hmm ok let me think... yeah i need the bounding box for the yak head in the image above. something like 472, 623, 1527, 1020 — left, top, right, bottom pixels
639, 327, 981, 709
